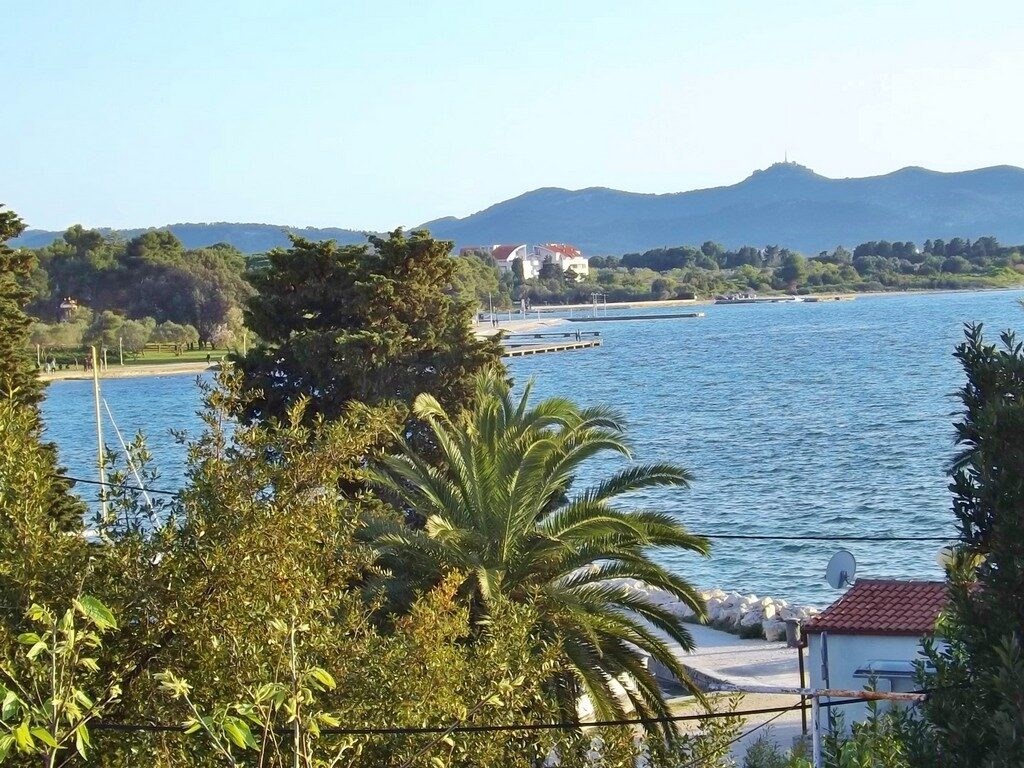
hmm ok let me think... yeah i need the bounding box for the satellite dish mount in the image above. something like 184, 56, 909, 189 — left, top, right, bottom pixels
825, 550, 857, 589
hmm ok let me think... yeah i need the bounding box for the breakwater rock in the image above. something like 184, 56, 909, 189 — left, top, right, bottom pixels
613, 579, 820, 641
692, 588, 820, 641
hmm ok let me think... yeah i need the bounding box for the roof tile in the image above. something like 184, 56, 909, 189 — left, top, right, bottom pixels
803, 579, 946, 636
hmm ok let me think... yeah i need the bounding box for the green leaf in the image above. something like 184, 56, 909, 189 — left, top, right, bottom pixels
318, 712, 341, 727
30, 728, 57, 748
2, 692, 19, 720
13, 721, 33, 752
75, 723, 91, 758
308, 667, 336, 690
74, 595, 117, 631
0, 734, 13, 762
26, 641, 47, 661
15, 633, 40, 645
222, 718, 253, 749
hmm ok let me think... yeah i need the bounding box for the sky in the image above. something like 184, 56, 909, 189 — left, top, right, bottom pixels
4, 0, 1024, 232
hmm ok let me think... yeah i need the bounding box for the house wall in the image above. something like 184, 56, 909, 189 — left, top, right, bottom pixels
806, 632, 927, 724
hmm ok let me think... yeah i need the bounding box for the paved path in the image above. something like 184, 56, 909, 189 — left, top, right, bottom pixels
676, 623, 801, 689
658, 624, 807, 759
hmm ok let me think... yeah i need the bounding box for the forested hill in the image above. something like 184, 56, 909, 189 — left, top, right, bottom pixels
13, 222, 369, 252
420, 163, 1024, 254
14, 163, 1024, 255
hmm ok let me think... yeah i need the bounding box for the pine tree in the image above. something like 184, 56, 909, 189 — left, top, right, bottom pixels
0, 204, 84, 530
0, 205, 44, 407
235, 229, 502, 427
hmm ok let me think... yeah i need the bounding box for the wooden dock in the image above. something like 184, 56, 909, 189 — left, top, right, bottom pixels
501, 338, 602, 357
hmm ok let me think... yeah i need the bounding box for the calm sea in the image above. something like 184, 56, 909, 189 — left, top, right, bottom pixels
41, 290, 1024, 605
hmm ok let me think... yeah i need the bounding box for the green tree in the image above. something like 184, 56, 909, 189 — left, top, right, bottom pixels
235, 230, 501, 426
119, 317, 156, 356
0, 205, 83, 530
450, 251, 500, 312
363, 373, 709, 739
775, 252, 808, 288
0, 206, 43, 407
923, 323, 1024, 767
83, 310, 125, 350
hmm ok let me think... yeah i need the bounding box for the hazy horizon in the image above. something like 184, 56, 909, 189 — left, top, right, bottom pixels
4, 1, 1023, 232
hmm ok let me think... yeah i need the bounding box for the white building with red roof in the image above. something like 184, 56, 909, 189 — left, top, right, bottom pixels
533, 243, 590, 276
803, 579, 946, 720
490, 244, 542, 280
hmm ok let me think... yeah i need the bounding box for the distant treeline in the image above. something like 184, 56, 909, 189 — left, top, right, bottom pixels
18, 226, 509, 357
516, 236, 1024, 304
19, 228, 1024, 348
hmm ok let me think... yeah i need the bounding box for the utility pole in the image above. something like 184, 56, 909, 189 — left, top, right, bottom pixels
118, 336, 123, 366
488, 292, 493, 323
90, 346, 108, 519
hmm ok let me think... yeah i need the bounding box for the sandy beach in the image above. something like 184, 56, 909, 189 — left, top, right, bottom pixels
475, 317, 568, 337
40, 361, 219, 382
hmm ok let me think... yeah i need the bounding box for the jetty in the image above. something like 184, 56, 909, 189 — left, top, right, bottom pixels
566, 312, 705, 323
714, 294, 855, 305
501, 331, 602, 357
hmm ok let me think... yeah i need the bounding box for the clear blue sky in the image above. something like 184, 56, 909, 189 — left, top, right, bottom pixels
4, 0, 1022, 232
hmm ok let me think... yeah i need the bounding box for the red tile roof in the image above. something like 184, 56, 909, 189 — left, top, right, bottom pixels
803, 579, 947, 636
539, 243, 582, 258
491, 244, 525, 262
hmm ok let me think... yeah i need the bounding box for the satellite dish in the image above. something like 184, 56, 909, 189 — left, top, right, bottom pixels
825, 550, 857, 589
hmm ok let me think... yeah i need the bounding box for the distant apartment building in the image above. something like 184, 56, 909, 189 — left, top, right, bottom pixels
490, 244, 542, 280
483, 243, 589, 280
533, 243, 590, 276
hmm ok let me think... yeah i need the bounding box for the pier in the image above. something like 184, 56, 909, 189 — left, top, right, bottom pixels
566, 312, 705, 322
501, 331, 603, 357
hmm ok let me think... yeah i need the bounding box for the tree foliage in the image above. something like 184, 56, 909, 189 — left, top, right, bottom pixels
922, 323, 1024, 767
235, 230, 501, 426
0, 205, 42, 409
0, 205, 84, 530
363, 373, 709, 739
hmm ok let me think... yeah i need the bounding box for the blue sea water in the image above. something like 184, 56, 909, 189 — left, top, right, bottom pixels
40, 290, 1024, 605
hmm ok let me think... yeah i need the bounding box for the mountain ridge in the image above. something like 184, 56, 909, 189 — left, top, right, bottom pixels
14, 163, 1024, 254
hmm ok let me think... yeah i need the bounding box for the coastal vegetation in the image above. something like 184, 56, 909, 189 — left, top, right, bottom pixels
15, 223, 1024, 372
520, 237, 1024, 305
5, 197, 1024, 765
362, 374, 708, 733
1, 204, 723, 765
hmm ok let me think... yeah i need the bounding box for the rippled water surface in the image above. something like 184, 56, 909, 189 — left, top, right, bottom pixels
41, 290, 1024, 605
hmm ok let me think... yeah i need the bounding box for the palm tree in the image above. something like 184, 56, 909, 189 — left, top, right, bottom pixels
363, 373, 709, 738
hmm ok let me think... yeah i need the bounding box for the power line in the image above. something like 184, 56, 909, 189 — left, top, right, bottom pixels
676, 701, 802, 768
88, 699, 854, 737
58, 475, 954, 543
58, 475, 179, 497
700, 533, 952, 543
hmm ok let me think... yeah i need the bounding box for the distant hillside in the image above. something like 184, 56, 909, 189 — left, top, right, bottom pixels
420, 163, 1024, 254
13, 222, 370, 252
14, 163, 1024, 255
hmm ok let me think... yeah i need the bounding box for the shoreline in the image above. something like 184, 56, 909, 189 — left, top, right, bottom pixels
41, 361, 219, 383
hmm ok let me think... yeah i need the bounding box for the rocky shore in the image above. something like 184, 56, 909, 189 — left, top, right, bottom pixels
616, 579, 821, 642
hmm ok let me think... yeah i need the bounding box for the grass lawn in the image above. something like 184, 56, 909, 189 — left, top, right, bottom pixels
122, 348, 233, 366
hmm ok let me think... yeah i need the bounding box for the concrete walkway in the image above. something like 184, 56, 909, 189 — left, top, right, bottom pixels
657, 624, 808, 759
675, 623, 801, 689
